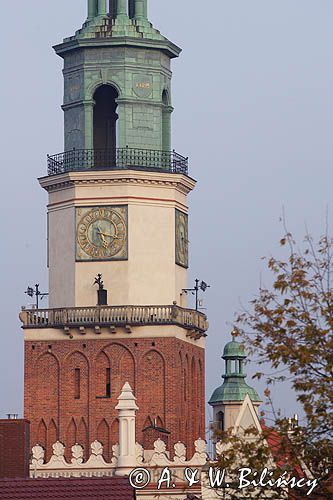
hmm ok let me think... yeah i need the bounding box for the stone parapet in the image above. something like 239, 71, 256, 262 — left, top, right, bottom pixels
20, 304, 208, 337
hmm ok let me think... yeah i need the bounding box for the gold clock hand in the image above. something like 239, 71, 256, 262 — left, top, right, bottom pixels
100, 231, 123, 240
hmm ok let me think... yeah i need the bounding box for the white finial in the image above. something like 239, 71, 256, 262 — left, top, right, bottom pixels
116, 382, 139, 410
115, 382, 139, 475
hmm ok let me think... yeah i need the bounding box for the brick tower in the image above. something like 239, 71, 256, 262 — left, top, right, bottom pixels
21, 0, 208, 461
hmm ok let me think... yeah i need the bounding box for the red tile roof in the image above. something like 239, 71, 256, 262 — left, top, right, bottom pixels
0, 477, 135, 500
261, 424, 304, 478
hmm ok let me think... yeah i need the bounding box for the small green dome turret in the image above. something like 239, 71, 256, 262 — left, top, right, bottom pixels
209, 335, 261, 405
223, 340, 247, 359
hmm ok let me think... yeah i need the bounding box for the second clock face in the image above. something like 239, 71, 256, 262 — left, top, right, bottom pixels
76, 206, 128, 261
175, 209, 189, 268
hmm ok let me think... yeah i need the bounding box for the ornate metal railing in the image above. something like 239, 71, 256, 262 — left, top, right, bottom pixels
47, 148, 189, 176
20, 304, 208, 334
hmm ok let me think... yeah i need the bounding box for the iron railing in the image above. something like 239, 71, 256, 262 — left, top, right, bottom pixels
20, 304, 208, 335
47, 148, 189, 176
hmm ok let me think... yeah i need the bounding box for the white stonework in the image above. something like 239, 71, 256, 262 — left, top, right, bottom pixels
30, 383, 207, 481
205, 396, 279, 500
30, 386, 286, 499
115, 382, 139, 475
39, 170, 196, 309
30, 437, 208, 479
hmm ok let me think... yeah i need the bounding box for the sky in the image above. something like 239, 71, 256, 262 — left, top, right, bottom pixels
0, 0, 332, 429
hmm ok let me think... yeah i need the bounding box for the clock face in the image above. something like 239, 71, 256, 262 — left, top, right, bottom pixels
175, 209, 189, 268
76, 206, 128, 261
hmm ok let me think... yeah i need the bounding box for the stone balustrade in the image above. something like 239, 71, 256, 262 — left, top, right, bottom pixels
20, 304, 208, 335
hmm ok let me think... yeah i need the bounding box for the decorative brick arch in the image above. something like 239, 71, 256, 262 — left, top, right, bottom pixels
63, 351, 89, 404
110, 418, 119, 446
62, 351, 89, 459
77, 418, 89, 460
48, 419, 58, 457
103, 343, 136, 397
33, 353, 60, 459
37, 419, 47, 452
65, 418, 77, 461
94, 351, 111, 399
97, 419, 110, 461
139, 349, 166, 446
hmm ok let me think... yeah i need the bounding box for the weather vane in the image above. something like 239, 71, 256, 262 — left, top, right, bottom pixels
94, 273, 108, 305
25, 284, 49, 309
182, 279, 210, 311
94, 273, 104, 290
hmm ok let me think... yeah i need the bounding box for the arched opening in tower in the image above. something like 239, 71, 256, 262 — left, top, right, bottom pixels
162, 89, 171, 169
93, 84, 119, 167
162, 89, 170, 151
217, 410, 225, 432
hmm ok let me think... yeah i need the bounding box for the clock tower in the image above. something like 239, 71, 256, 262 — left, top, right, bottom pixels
21, 0, 208, 462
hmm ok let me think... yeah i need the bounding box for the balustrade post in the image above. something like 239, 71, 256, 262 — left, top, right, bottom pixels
48, 309, 53, 325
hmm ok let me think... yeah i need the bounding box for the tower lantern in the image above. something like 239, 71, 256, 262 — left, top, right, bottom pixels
53, 0, 180, 157
209, 337, 262, 434
22, 1, 208, 462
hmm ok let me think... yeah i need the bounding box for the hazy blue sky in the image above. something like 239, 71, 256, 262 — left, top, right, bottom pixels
0, 1, 332, 430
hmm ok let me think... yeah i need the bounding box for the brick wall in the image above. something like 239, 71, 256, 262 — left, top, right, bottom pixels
0, 420, 30, 478
24, 336, 205, 461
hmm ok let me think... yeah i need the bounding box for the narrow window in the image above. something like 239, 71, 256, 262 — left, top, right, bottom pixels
217, 411, 225, 432
93, 85, 119, 168
106, 368, 111, 398
75, 368, 81, 400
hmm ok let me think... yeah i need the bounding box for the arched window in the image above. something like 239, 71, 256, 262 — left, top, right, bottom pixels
217, 411, 225, 432
93, 85, 119, 167
95, 351, 111, 399
162, 89, 171, 155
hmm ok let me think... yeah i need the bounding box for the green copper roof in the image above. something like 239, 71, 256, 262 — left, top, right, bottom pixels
209, 337, 261, 405
209, 378, 261, 405
223, 340, 247, 359
58, 1, 181, 59
69, 15, 169, 43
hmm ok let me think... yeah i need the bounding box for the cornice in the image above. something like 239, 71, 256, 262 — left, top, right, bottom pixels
54, 36, 181, 60
39, 170, 196, 195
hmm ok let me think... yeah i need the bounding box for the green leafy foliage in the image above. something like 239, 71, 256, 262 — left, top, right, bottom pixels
214, 233, 333, 498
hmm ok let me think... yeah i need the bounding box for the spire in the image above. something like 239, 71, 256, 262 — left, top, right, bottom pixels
209, 334, 261, 405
